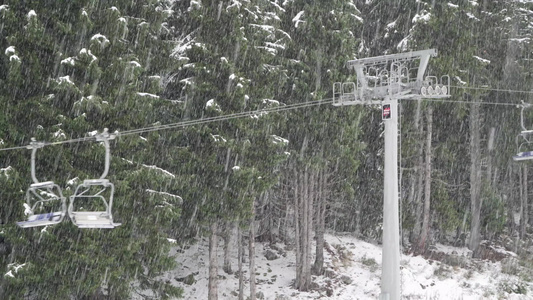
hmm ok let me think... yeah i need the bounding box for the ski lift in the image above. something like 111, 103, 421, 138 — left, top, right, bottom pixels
16, 141, 67, 228
68, 129, 121, 228
513, 103, 533, 161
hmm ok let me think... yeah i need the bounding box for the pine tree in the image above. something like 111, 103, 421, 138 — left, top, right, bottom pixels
0, 1, 182, 298
275, 0, 363, 290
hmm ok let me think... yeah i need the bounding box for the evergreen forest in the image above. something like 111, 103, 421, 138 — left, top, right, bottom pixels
1, 0, 533, 299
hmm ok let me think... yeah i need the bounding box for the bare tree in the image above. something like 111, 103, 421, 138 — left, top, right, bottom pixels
294, 166, 313, 291
313, 169, 327, 275
520, 165, 528, 239
469, 101, 483, 257
417, 105, 433, 253
249, 196, 257, 300
208, 221, 218, 300
222, 221, 233, 274
238, 225, 244, 300
410, 100, 426, 245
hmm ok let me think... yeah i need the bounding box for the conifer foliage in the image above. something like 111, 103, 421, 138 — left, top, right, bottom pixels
1, 0, 533, 299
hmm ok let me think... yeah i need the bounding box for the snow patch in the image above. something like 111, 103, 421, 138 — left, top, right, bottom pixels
188, 0, 201, 11
5, 263, 26, 278
226, 0, 242, 11
90, 33, 110, 47
79, 48, 97, 63
27, 10, 36, 19
130, 60, 142, 68
1, 166, 13, 178
211, 134, 227, 143
53, 129, 66, 140
57, 75, 75, 85
142, 165, 176, 178
5, 46, 15, 56
146, 189, 183, 204
61, 57, 75, 66
262, 99, 280, 106
473, 55, 490, 64
180, 77, 194, 86
271, 135, 289, 145
448, 2, 459, 8
397, 35, 412, 52
67, 177, 80, 186
206, 99, 221, 111
510, 37, 530, 43
144, 233, 532, 300
137, 92, 159, 99
387, 20, 397, 29
466, 12, 480, 21
9, 55, 19, 62
412, 10, 431, 23
292, 11, 305, 28
455, 76, 467, 85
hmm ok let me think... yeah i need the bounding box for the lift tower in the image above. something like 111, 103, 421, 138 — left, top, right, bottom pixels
333, 49, 450, 300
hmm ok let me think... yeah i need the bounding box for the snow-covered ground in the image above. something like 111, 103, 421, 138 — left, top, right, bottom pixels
145, 233, 533, 299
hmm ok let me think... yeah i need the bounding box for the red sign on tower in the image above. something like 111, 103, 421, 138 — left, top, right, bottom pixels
383, 104, 391, 120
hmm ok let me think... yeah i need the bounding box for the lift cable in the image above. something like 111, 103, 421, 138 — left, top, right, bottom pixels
405, 97, 519, 106
0, 84, 531, 153
0, 97, 333, 152
450, 85, 533, 95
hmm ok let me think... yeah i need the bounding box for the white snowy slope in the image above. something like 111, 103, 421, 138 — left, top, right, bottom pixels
134, 233, 532, 299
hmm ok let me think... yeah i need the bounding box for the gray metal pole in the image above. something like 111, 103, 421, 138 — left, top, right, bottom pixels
380, 96, 400, 300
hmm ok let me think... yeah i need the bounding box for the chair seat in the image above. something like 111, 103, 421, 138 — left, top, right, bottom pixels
513, 151, 533, 161
30, 181, 56, 188
71, 212, 120, 228
16, 212, 63, 228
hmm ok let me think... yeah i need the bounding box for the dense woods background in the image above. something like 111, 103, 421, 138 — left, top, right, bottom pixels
1, 0, 533, 299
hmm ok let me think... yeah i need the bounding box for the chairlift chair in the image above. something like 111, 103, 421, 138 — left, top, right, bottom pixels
68, 129, 121, 228
16, 141, 67, 228
513, 104, 533, 162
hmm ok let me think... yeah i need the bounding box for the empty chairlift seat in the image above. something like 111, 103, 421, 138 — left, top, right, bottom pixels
68, 130, 121, 229
68, 179, 120, 228
514, 107, 533, 162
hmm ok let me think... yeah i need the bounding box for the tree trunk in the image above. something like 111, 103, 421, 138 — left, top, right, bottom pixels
520, 164, 529, 239
313, 169, 327, 275
293, 169, 302, 288
300, 168, 309, 291
469, 101, 483, 257
238, 225, 244, 300
295, 166, 312, 291
417, 106, 433, 254
208, 221, 219, 300
222, 221, 233, 274
411, 100, 425, 244
306, 169, 314, 279
249, 200, 256, 300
